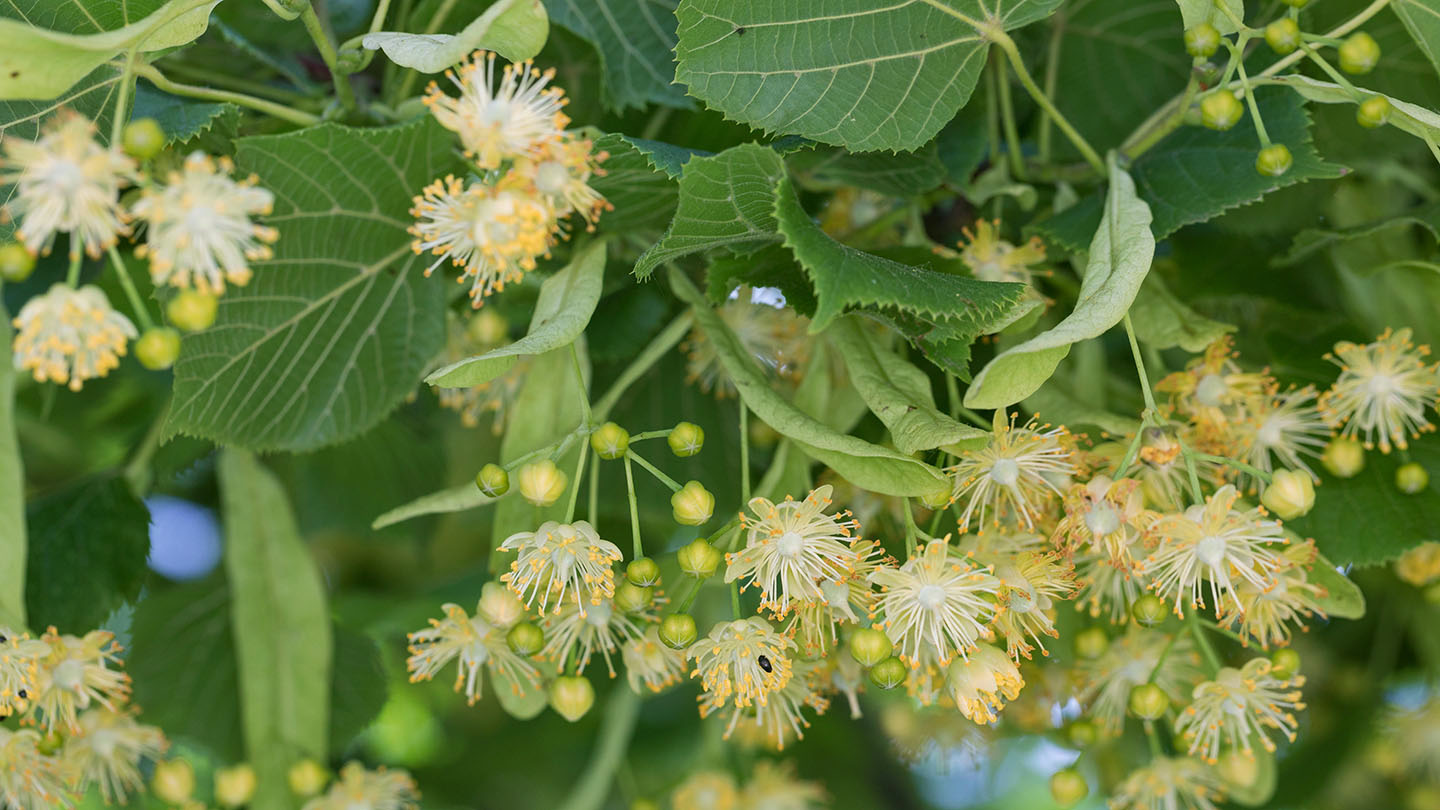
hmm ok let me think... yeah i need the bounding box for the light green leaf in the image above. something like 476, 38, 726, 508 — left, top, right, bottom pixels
166, 119, 458, 452
427, 241, 606, 387
829, 317, 987, 455
967, 157, 1154, 408
1175, 0, 1244, 35
1276, 74, 1440, 156
372, 483, 494, 530
671, 269, 947, 497
634, 144, 787, 280
1309, 553, 1366, 620
673, 0, 1063, 152
1223, 738, 1277, 806
1393, 0, 1440, 80
1275, 202, 1440, 268
544, 0, 690, 111
362, 0, 548, 72
1129, 271, 1234, 352
772, 173, 1026, 334
219, 449, 332, 810
0, 306, 24, 630
0, 0, 221, 100
1022, 384, 1140, 438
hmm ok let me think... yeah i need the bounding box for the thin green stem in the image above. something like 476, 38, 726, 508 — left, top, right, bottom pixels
1212, 0, 1249, 31
367, 0, 394, 33
66, 253, 82, 288
926, 507, 944, 538
627, 429, 673, 443
134, 64, 321, 126
986, 55, 1002, 165
1037, 10, 1065, 163
957, 405, 990, 430
902, 499, 920, 557
1147, 632, 1180, 683
588, 449, 600, 523
1144, 720, 1164, 758
1177, 436, 1206, 503
676, 576, 705, 612
1227, 42, 1272, 147
300, 3, 357, 110
555, 687, 641, 810
1124, 75, 1198, 159
1198, 617, 1251, 647
393, 0, 461, 100
111, 49, 140, 146
107, 247, 154, 331
624, 455, 642, 559
1122, 314, 1160, 419
993, 32, 1105, 175
1194, 452, 1272, 485
730, 580, 741, 619
565, 434, 588, 523
571, 343, 593, 425
123, 396, 171, 496
945, 374, 962, 420
165, 62, 316, 104
1187, 610, 1223, 674
739, 401, 751, 502
594, 313, 693, 420
1116, 426, 1148, 478
627, 450, 681, 493
1298, 40, 1362, 96
995, 57, 1027, 181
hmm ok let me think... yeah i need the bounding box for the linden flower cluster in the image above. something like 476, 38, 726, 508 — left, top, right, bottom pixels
411, 50, 610, 307
0, 626, 169, 808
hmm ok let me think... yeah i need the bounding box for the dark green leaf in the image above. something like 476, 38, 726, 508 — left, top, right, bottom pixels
329, 626, 389, 750
788, 142, 946, 197
1393, 0, 1440, 81
1129, 270, 1234, 352
129, 81, 237, 144
1275, 202, 1440, 267
591, 136, 684, 233
545, 0, 691, 111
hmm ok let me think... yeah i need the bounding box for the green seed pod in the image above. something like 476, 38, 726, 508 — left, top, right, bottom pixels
476, 463, 510, 497
590, 422, 630, 460
121, 118, 166, 160
1131, 593, 1168, 627
613, 581, 654, 613
167, 290, 218, 332
1066, 719, 1098, 747
668, 422, 705, 457
1265, 18, 1301, 55
1270, 647, 1301, 679
869, 657, 907, 690
1322, 437, 1365, 478
135, 327, 182, 371
549, 675, 595, 722
1200, 90, 1245, 130
1357, 95, 1393, 128
659, 613, 698, 649
1049, 768, 1089, 807
1185, 23, 1222, 58
1128, 683, 1170, 719
672, 481, 715, 526
848, 627, 894, 667
627, 557, 661, 587
507, 621, 544, 655
1256, 144, 1294, 177
1397, 462, 1430, 495
1074, 626, 1109, 660
0, 242, 36, 282
1338, 32, 1381, 74
677, 538, 722, 578
1261, 469, 1315, 519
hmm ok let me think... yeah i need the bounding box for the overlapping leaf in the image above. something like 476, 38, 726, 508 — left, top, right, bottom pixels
362, 0, 548, 72
545, 0, 691, 111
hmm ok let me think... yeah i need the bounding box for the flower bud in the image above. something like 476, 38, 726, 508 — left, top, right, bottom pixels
1322, 437, 1365, 478
1131, 593, 1168, 627
869, 657, 907, 690
1265, 18, 1300, 54
550, 676, 595, 722
627, 557, 661, 587
668, 422, 704, 457
613, 581, 653, 612
1357, 95, 1393, 128
1270, 647, 1301, 679
659, 613, 698, 649
518, 459, 567, 506
672, 481, 714, 526
1200, 91, 1244, 130
479, 581, 526, 628
476, 463, 510, 497
848, 627, 893, 667
122, 118, 166, 160
677, 538, 722, 578
1066, 719, 1098, 747
590, 422, 630, 460
1256, 144, 1294, 177
152, 759, 196, 804
1074, 626, 1109, 659
1185, 23, 1221, 58
1262, 469, 1315, 519
288, 759, 329, 797
1217, 749, 1262, 789
507, 621, 544, 655
1050, 768, 1089, 807
135, 327, 182, 371
1397, 462, 1430, 495
167, 290, 218, 332
466, 308, 508, 346
215, 764, 258, 808
1128, 683, 1170, 719
0, 242, 36, 282
1339, 32, 1381, 74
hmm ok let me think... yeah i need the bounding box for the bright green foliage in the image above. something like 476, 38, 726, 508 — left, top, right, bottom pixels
1292, 438, 1440, 566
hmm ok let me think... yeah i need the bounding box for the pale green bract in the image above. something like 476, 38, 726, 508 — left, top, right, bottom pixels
361, 0, 549, 71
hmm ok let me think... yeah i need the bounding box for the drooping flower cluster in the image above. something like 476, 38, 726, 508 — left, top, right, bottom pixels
412, 51, 609, 306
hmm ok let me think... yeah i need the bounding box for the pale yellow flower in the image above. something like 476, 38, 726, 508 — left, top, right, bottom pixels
12, 284, 137, 391
423, 51, 568, 169
727, 485, 859, 617
406, 602, 538, 705
301, 762, 418, 810
1320, 328, 1440, 453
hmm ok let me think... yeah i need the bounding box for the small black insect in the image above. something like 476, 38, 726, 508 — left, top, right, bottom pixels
734, 26, 746, 35
0, 634, 6, 644
757, 655, 772, 673
16, 689, 26, 700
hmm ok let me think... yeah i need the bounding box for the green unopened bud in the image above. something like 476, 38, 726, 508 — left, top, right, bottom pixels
659, 613, 698, 649
466, 309, 508, 346
918, 486, 951, 510
1357, 95, 1393, 128
1201, 91, 1245, 130
1050, 768, 1089, 807
135, 327, 182, 371
167, 290, 218, 332
288, 759, 329, 797
1397, 462, 1430, 495
627, 557, 661, 586
215, 764, 258, 808
1270, 647, 1301, 679
613, 580, 653, 612
476, 463, 510, 497
1074, 626, 1109, 659
1185, 23, 1222, 58
869, 657, 907, 690
848, 627, 893, 667
1339, 32, 1381, 74
517, 459, 567, 506
507, 621, 544, 655
549, 675, 595, 722
1256, 144, 1294, 177
1217, 749, 1263, 789
35, 731, 63, 756
121, 117, 166, 160
677, 538, 722, 578
1131, 593, 1168, 627
1322, 437, 1365, 478
590, 422, 630, 460
152, 759, 196, 804
668, 422, 704, 457
1262, 469, 1315, 519
1128, 683, 1170, 719
1066, 719, 1098, 747
1265, 18, 1300, 55
479, 581, 526, 628
672, 481, 714, 526
0, 242, 35, 282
